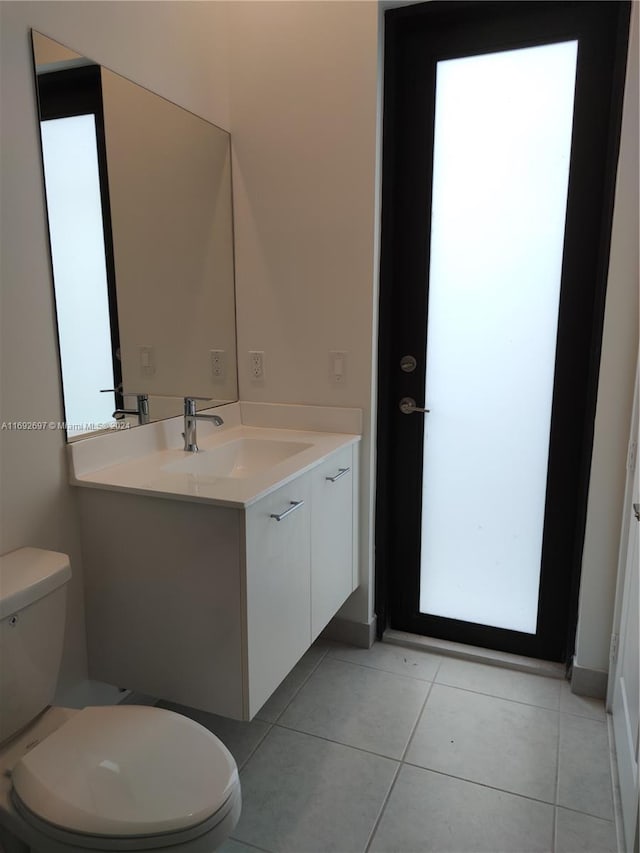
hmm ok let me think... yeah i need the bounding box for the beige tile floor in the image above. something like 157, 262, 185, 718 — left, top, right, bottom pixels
160, 639, 619, 853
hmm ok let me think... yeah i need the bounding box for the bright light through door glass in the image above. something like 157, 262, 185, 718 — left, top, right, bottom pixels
420, 41, 578, 633
40, 114, 115, 436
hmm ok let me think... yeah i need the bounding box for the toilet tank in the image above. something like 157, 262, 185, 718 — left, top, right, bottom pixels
0, 548, 71, 744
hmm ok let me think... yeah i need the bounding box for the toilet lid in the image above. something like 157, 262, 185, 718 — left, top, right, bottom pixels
11, 705, 239, 837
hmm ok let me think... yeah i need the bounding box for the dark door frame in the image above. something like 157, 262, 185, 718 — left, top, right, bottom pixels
375, 0, 631, 662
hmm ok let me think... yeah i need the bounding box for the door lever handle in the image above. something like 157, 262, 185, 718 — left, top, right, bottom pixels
399, 397, 430, 415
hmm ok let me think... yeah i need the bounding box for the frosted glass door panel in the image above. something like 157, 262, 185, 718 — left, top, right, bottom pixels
419, 42, 578, 633
41, 115, 115, 436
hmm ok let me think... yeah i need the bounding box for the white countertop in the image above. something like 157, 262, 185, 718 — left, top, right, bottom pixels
69, 404, 361, 509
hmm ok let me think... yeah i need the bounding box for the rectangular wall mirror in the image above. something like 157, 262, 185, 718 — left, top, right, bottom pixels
31, 31, 238, 439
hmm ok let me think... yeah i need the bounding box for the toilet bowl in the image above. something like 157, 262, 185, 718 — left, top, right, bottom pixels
0, 548, 241, 853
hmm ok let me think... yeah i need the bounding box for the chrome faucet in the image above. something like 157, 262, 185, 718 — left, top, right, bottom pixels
183, 396, 224, 452
101, 389, 150, 425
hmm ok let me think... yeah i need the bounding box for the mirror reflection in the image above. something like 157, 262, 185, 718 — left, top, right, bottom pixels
31, 31, 238, 439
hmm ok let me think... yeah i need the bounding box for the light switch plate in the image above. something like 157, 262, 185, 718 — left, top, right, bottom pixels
329, 351, 347, 386
139, 346, 155, 376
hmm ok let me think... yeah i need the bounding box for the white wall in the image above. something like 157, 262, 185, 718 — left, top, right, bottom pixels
574, 4, 639, 674
0, 0, 232, 694
229, 1, 380, 624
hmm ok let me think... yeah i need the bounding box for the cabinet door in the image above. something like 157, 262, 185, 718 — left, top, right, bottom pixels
245, 474, 311, 717
311, 445, 355, 640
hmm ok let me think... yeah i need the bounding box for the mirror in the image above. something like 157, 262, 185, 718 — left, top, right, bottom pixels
31, 31, 238, 439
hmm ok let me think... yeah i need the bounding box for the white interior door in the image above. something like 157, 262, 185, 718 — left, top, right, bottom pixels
610, 368, 639, 853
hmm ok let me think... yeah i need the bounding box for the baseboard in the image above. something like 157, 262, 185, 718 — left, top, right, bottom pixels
571, 658, 608, 699
321, 615, 377, 648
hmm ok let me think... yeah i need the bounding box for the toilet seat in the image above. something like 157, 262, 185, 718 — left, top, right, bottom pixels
11, 705, 239, 845
12, 789, 241, 852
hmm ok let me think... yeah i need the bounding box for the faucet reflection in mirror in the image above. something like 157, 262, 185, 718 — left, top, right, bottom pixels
31, 31, 239, 440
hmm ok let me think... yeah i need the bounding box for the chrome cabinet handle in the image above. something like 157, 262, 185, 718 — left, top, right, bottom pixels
326, 467, 350, 483
634, 503, 640, 522
270, 500, 304, 522
399, 397, 430, 415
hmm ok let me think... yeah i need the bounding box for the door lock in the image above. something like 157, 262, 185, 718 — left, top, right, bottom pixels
399, 397, 430, 415
400, 355, 417, 373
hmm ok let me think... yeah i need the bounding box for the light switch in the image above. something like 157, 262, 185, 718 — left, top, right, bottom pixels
330, 351, 347, 386
139, 346, 155, 376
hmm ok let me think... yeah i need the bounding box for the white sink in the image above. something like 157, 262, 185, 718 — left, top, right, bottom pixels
163, 438, 313, 479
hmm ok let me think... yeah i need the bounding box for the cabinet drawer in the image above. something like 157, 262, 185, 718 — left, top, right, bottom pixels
311, 444, 355, 640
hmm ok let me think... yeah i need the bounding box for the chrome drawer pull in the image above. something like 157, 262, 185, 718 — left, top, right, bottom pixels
270, 500, 304, 522
326, 467, 350, 483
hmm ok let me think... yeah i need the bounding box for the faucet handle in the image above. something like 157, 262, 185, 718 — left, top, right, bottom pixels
101, 388, 148, 398
183, 396, 212, 415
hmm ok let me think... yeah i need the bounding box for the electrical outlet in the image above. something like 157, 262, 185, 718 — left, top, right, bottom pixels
249, 350, 265, 380
210, 349, 225, 380
330, 351, 347, 385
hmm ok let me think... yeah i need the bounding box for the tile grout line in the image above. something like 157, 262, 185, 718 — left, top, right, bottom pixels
325, 649, 442, 684
271, 718, 403, 764
407, 762, 619, 823
400, 654, 443, 764
323, 650, 444, 687
255, 643, 332, 726
400, 760, 560, 810
433, 677, 606, 721
227, 835, 273, 853
237, 720, 274, 772
559, 709, 609, 721
362, 760, 402, 853
430, 678, 563, 714
363, 669, 440, 853
556, 803, 620, 824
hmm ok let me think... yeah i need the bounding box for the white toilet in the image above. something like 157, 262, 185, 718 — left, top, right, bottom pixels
0, 547, 241, 853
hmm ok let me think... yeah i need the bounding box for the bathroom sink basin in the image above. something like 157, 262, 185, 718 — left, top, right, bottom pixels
163, 438, 313, 479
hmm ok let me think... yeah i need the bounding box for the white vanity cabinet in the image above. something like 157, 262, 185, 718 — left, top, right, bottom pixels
78, 442, 358, 720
